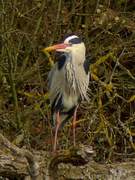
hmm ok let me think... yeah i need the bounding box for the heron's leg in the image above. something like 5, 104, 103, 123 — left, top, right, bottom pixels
53, 111, 60, 152
72, 105, 78, 146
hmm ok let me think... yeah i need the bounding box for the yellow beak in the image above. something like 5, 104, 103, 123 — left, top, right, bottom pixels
42, 43, 69, 53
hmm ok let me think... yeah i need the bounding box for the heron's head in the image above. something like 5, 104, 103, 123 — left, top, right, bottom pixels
42, 35, 85, 55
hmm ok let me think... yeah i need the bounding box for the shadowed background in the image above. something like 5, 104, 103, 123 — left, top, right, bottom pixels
0, 0, 135, 162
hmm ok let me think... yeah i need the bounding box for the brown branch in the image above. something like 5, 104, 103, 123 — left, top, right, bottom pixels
0, 133, 135, 180
0, 133, 40, 179
49, 144, 95, 179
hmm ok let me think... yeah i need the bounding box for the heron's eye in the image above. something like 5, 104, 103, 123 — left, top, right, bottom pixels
68, 42, 72, 46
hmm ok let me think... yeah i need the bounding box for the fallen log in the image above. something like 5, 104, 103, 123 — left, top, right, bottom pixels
0, 133, 135, 180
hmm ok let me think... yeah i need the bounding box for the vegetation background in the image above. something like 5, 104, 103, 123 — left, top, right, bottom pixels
0, 0, 135, 162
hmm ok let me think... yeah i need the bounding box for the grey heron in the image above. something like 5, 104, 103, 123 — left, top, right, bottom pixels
43, 35, 90, 152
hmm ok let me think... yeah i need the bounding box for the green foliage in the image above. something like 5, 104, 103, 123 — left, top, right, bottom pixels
0, 0, 135, 161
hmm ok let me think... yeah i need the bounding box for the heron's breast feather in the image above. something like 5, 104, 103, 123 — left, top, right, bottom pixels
63, 92, 78, 110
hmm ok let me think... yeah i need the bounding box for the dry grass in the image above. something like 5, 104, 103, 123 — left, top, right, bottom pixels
0, 0, 135, 161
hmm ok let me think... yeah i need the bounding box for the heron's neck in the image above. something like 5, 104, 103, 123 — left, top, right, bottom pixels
71, 44, 86, 65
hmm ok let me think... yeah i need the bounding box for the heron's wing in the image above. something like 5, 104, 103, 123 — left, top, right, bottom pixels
48, 54, 69, 127
83, 55, 97, 75
83, 58, 90, 75
84, 56, 95, 99
48, 54, 67, 106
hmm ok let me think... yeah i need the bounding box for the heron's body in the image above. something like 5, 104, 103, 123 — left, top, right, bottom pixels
43, 35, 90, 151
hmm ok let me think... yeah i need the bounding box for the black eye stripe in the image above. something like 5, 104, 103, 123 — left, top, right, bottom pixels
69, 38, 82, 44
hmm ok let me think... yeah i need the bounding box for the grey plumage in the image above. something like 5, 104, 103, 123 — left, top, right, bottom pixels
47, 35, 90, 127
